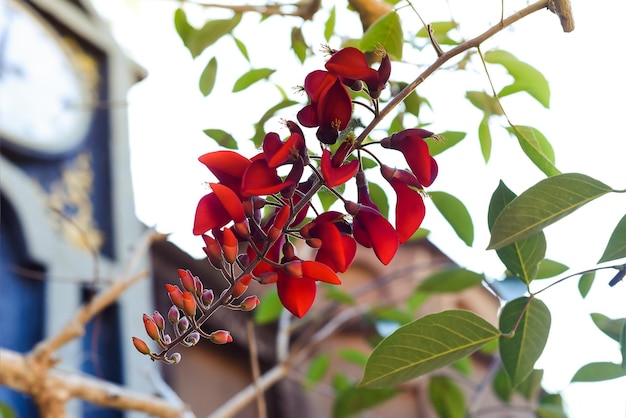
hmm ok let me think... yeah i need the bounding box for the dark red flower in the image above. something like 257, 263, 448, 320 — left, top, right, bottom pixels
321, 149, 359, 188
381, 129, 438, 187
325, 47, 391, 99
263, 129, 306, 168
301, 211, 356, 273
277, 260, 341, 317
198, 150, 251, 196
297, 70, 352, 144
241, 158, 288, 197
381, 165, 426, 243
193, 183, 246, 235
345, 201, 398, 265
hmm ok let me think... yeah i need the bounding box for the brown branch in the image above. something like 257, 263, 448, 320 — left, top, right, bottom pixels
183, 0, 321, 20
0, 348, 188, 418
548, 0, 575, 32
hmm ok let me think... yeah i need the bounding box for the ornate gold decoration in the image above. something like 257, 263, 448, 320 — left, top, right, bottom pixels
44, 153, 105, 251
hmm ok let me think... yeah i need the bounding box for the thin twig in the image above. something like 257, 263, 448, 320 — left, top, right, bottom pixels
246, 320, 267, 418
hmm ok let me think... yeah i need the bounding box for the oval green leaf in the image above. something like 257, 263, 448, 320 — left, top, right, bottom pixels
333, 386, 397, 418
578, 271, 595, 298
499, 297, 551, 387
598, 214, 626, 263
231, 36, 249, 61
324, 5, 336, 42
188, 14, 242, 58
291, 26, 307, 63
368, 181, 389, 219
478, 116, 492, 163
360, 12, 403, 59
429, 191, 474, 246
199, 57, 217, 96
571, 362, 626, 382
202, 128, 237, 149
233, 68, 276, 92
506, 125, 559, 177
428, 376, 466, 418
590, 312, 626, 342
359, 310, 500, 388
418, 267, 484, 293
488, 173, 614, 250
535, 259, 569, 279
304, 354, 330, 391
426, 131, 466, 156
253, 288, 283, 324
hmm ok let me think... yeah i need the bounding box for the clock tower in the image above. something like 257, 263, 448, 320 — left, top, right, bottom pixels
0, 0, 155, 416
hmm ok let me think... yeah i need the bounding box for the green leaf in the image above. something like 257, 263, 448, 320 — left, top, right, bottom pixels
231, 36, 249, 61
536, 404, 568, 418
333, 385, 397, 418
419, 268, 484, 293
202, 128, 237, 149
254, 288, 283, 324
404, 91, 424, 117
598, 213, 626, 263
427, 131, 466, 156
371, 306, 414, 326
232, 68, 276, 92
488, 173, 614, 249
493, 367, 513, 402
360, 12, 403, 59
199, 57, 218, 96
590, 313, 626, 342
466, 91, 502, 116
507, 125, 560, 177
535, 259, 569, 279
406, 289, 429, 312
305, 354, 330, 391
499, 297, 551, 387
187, 14, 242, 58
484, 50, 550, 108
429, 191, 474, 246
319, 184, 343, 212
451, 356, 472, 376
488, 181, 545, 285
359, 310, 500, 388
251, 100, 299, 147
416, 21, 460, 45
339, 349, 369, 367
428, 376, 466, 418
174, 8, 194, 47
515, 369, 544, 400
368, 181, 389, 219
578, 271, 595, 298
478, 116, 492, 162
571, 362, 626, 382
324, 6, 336, 42
291, 27, 307, 63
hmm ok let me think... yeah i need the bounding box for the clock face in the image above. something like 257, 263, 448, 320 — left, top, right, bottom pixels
0, 0, 95, 155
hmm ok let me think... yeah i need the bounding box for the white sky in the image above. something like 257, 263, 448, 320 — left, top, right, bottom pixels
93, 0, 626, 416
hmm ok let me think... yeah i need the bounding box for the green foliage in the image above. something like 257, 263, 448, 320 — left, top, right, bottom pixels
253, 288, 283, 324
488, 180, 546, 285
418, 267, 484, 293
251, 99, 299, 147
333, 384, 398, 418
232, 68, 276, 92
305, 354, 331, 391
590, 313, 626, 342
232, 36, 249, 61
368, 181, 390, 219
175, 9, 242, 58
429, 191, 474, 246
291, 27, 308, 63
507, 125, 559, 177
571, 362, 626, 382
428, 376, 466, 418
578, 271, 595, 298
426, 131, 466, 156
416, 21, 460, 46
360, 310, 500, 388
199, 57, 218, 97
488, 173, 615, 249
484, 50, 550, 108
535, 259, 569, 279
339, 349, 369, 367
598, 213, 626, 263
499, 297, 551, 387
325, 6, 336, 42
360, 12, 403, 59
202, 128, 237, 149
478, 116, 492, 162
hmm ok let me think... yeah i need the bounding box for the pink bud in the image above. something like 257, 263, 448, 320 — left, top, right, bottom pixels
240, 295, 261, 311
168, 306, 180, 324
209, 330, 233, 345
202, 288, 214, 306
178, 317, 190, 333
152, 311, 165, 330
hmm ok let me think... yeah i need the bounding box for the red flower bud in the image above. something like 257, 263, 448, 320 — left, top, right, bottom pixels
202, 288, 214, 306
182, 291, 196, 317
258, 270, 279, 284
132, 337, 152, 355
165, 284, 185, 310
220, 228, 238, 264
232, 274, 253, 298
152, 311, 165, 330
168, 305, 180, 324
142, 313, 160, 341
209, 330, 233, 345
178, 269, 196, 293
268, 205, 291, 242
240, 295, 261, 311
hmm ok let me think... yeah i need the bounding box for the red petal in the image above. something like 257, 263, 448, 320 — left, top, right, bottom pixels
262, 132, 283, 165
241, 159, 285, 197
315, 234, 356, 273
326, 47, 375, 80
198, 151, 251, 194
321, 149, 359, 188
301, 261, 342, 284
267, 132, 304, 168
353, 205, 398, 265
389, 178, 425, 243
276, 271, 317, 318
318, 78, 352, 132
210, 183, 245, 223
193, 193, 231, 235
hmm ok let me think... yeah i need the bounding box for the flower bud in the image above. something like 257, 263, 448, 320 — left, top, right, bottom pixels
142, 313, 160, 341
185, 332, 201, 346
221, 228, 239, 265
202, 234, 223, 269
209, 330, 233, 345
162, 334, 172, 345
182, 291, 197, 317
240, 295, 261, 311
282, 241, 296, 261
177, 269, 194, 293
168, 305, 180, 324
165, 284, 185, 310
306, 238, 323, 248
168, 352, 181, 364
193, 276, 203, 296
268, 205, 291, 242
132, 337, 151, 355
232, 274, 252, 298
202, 288, 214, 307
152, 311, 165, 330
178, 316, 190, 333
258, 270, 278, 284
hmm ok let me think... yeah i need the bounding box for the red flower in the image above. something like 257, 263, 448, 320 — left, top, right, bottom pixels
381, 129, 438, 187
193, 183, 246, 235
301, 211, 356, 273
277, 260, 342, 317
326, 47, 391, 99
321, 149, 359, 188
297, 70, 352, 145
381, 165, 425, 243
241, 158, 287, 197
345, 201, 398, 265
262, 129, 306, 168
198, 150, 251, 196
